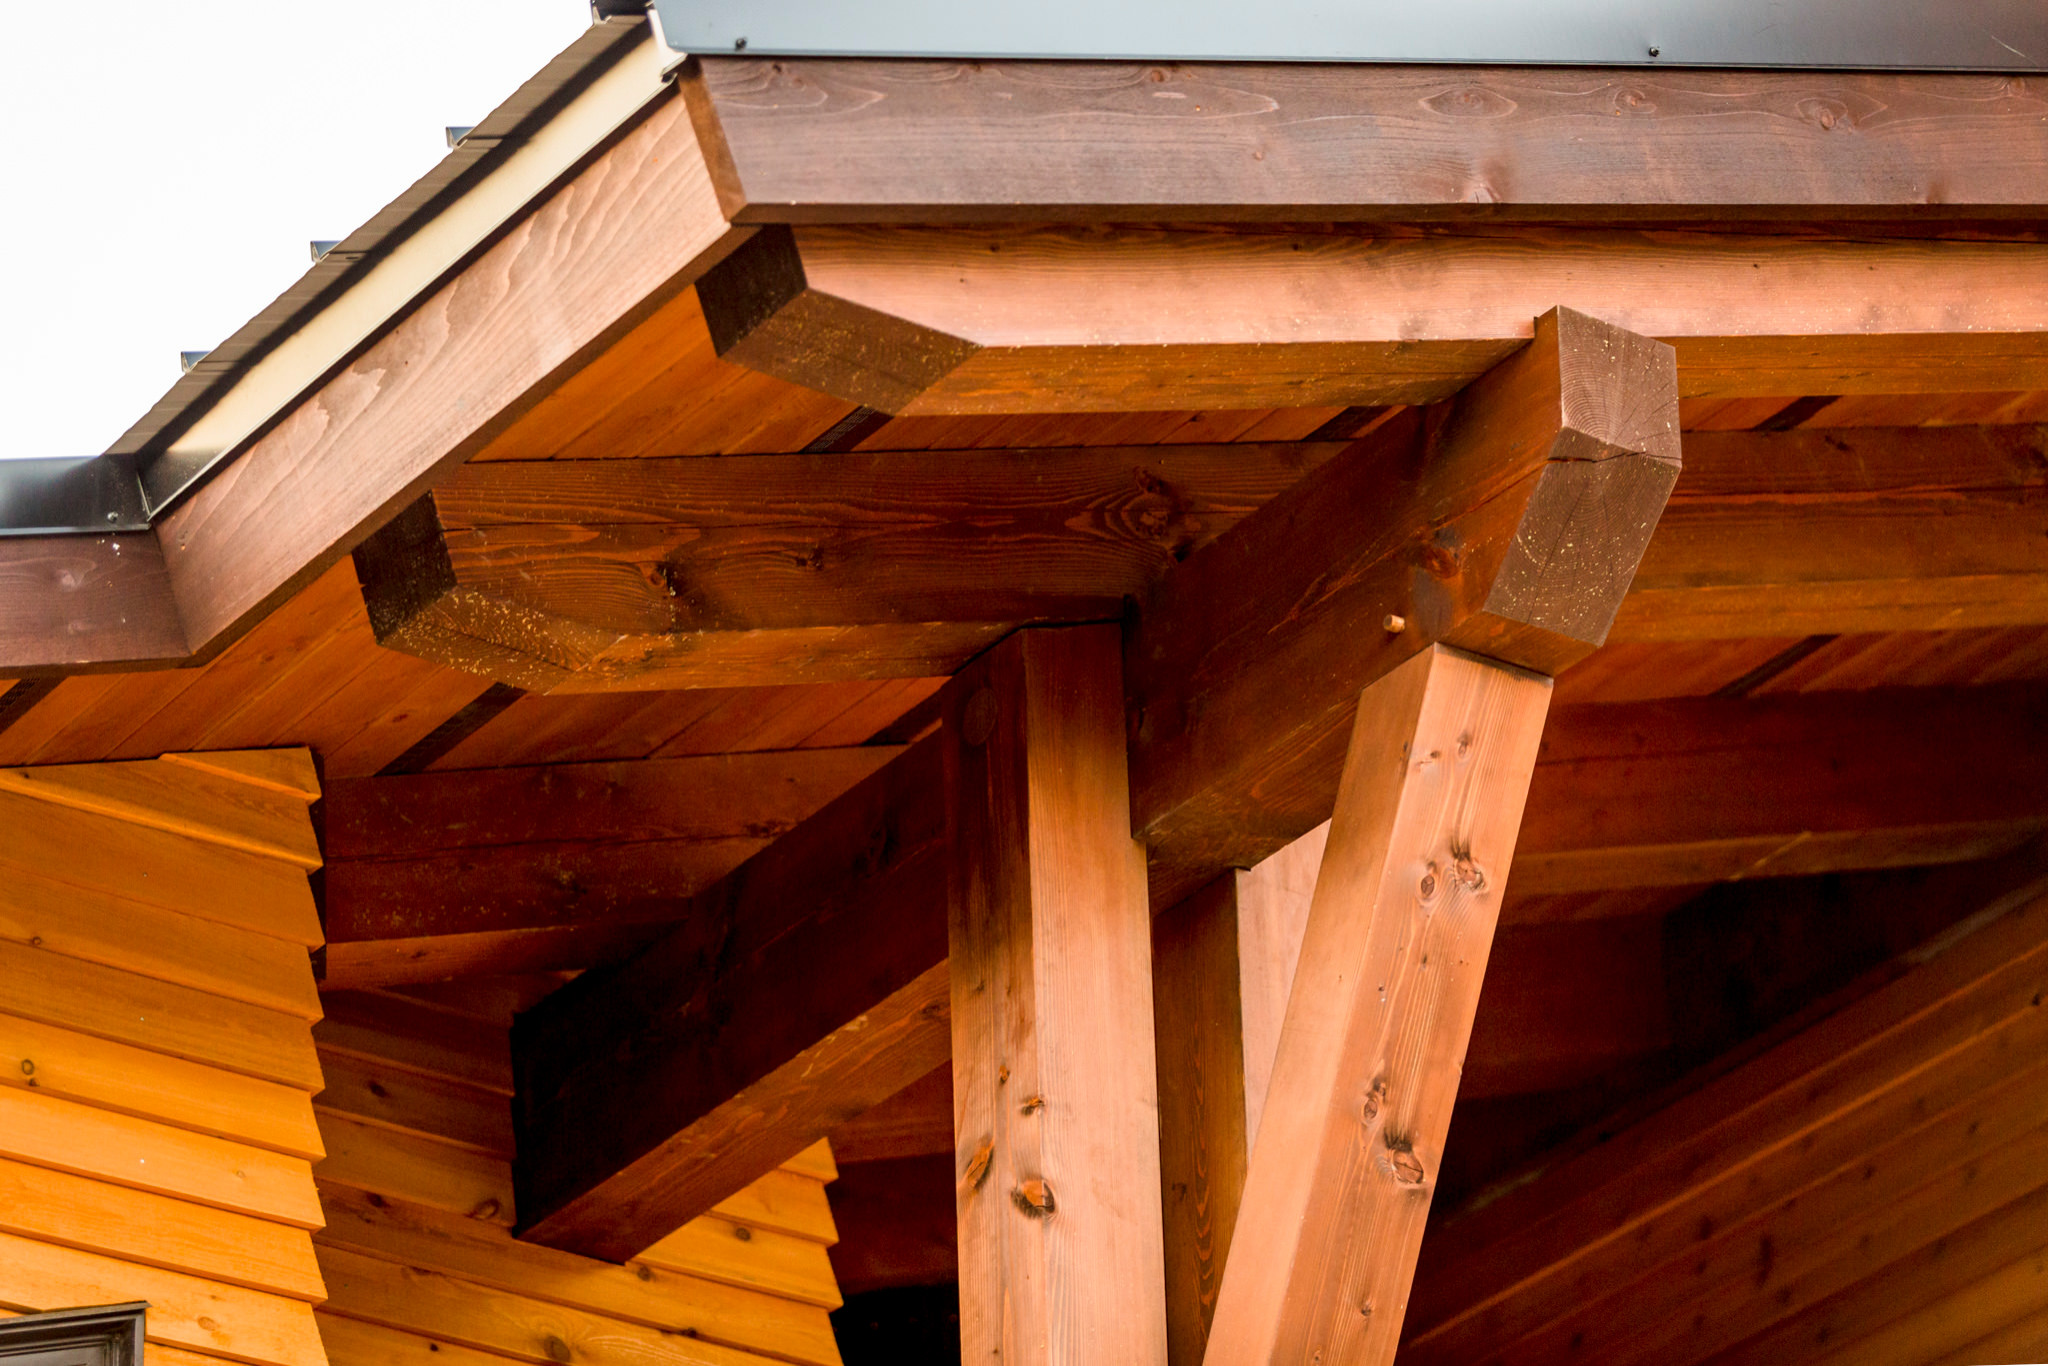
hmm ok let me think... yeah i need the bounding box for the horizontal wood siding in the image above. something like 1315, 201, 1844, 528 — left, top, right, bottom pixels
310, 990, 845, 1366
0, 750, 330, 1366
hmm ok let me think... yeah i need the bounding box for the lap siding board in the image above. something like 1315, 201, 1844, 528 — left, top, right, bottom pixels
0, 750, 331, 1366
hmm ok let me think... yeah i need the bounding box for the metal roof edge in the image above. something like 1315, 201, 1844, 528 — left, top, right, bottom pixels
105, 9, 673, 520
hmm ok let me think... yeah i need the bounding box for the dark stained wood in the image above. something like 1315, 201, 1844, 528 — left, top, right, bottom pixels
1616, 423, 2048, 640
1402, 880, 2048, 1366
827, 1066, 952, 1164
685, 59, 2048, 225
942, 626, 1167, 1365
511, 738, 953, 1261
358, 442, 1343, 692
0, 534, 189, 674
825, 1156, 960, 1297
493, 676, 2048, 1266
149, 91, 749, 667
1151, 875, 1255, 1366
695, 225, 2048, 414
319, 747, 898, 985
324, 680, 2048, 978
1514, 682, 2048, 895
1129, 306, 1679, 908
1205, 645, 1552, 1364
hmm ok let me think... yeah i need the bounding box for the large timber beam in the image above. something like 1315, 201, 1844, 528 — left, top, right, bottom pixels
1, 78, 747, 676
681, 59, 2048, 226
512, 737, 953, 1260
943, 626, 1168, 1364
317, 747, 899, 986
698, 225, 2048, 413
326, 680, 2048, 982
354, 442, 1344, 693
358, 423, 2047, 693
510, 307, 1678, 1257
505, 676, 2048, 1259
1613, 422, 2048, 640
1128, 307, 1680, 906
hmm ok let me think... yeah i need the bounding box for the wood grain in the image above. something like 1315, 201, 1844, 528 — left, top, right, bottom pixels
364, 442, 1331, 691
512, 739, 953, 1260
1204, 645, 1551, 1364
156, 88, 746, 662
687, 59, 2048, 224
1514, 682, 2048, 895
1404, 885, 2048, 1365
944, 626, 1167, 1366
1151, 825, 1324, 1365
322, 747, 895, 958
1615, 422, 2048, 639
0, 533, 188, 674
699, 224, 2048, 413
0, 1084, 319, 1228
1127, 306, 1677, 908
0, 940, 323, 1091
0, 1229, 326, 1365
0, 789, 322, 945
0, 1013, 324, 1159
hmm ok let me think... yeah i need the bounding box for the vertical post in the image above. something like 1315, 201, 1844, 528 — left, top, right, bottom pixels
945, 625, 1169, 1366
1205, 644, 1553, 1365
1153, 825, 1327, 1366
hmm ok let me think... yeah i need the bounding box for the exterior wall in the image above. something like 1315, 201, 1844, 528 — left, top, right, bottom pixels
310, 990, 845, 1365
0, 749, 330, 1366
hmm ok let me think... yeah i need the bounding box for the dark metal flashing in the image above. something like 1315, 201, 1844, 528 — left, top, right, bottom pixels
0, 12, 651, 540
0, 1301, 146, 1364
116, 12, 652, 516
652, 0, 2048, 70
0, 457, 150, 536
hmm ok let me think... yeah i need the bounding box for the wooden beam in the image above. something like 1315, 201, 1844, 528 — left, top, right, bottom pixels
355, 442, 1344, 693
0, 85, 747, 676
1613, 422, 2048, 640
1401, 875, 2048, 1366
365, 422, 2043, 691
1129, 306, 1679, 908
944, 625, 1166, 1365
500, 676, 2048, 1260
1205, 644, 1552, 1363
317, 747, 899, 986
682, 59, 2048, 226
698, 225, 2048, 413
0, 535, 189, 675
511, 737, 952, 1261
1513, 681, 2048, 896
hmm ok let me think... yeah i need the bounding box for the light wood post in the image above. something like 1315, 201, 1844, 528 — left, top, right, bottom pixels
945, 625, 1169, 1366
1204, 644, 1552, 1365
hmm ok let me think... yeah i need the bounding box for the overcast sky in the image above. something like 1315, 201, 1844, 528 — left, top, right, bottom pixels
0, 1, 592, 460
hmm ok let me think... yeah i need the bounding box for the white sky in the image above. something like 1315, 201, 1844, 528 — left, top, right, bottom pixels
0, 1, 592, 460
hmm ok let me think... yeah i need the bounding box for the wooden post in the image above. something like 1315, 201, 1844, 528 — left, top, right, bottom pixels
945, 625, 1169, 1366
1204, 644, 1552, 1365
1152, 826, 1326, 1366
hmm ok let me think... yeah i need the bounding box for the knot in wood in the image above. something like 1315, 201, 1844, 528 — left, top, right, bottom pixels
1360, 1077, 1388, 1125
1012, 1179, 1057, 1218
469, 1197, 501, 1221
963, 1140, 996, 1192
544, 1334, 574, 1363
1019, 1094, 1046, 1114
1390, 1151, 1427, 1185
961, 687, 999, 747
